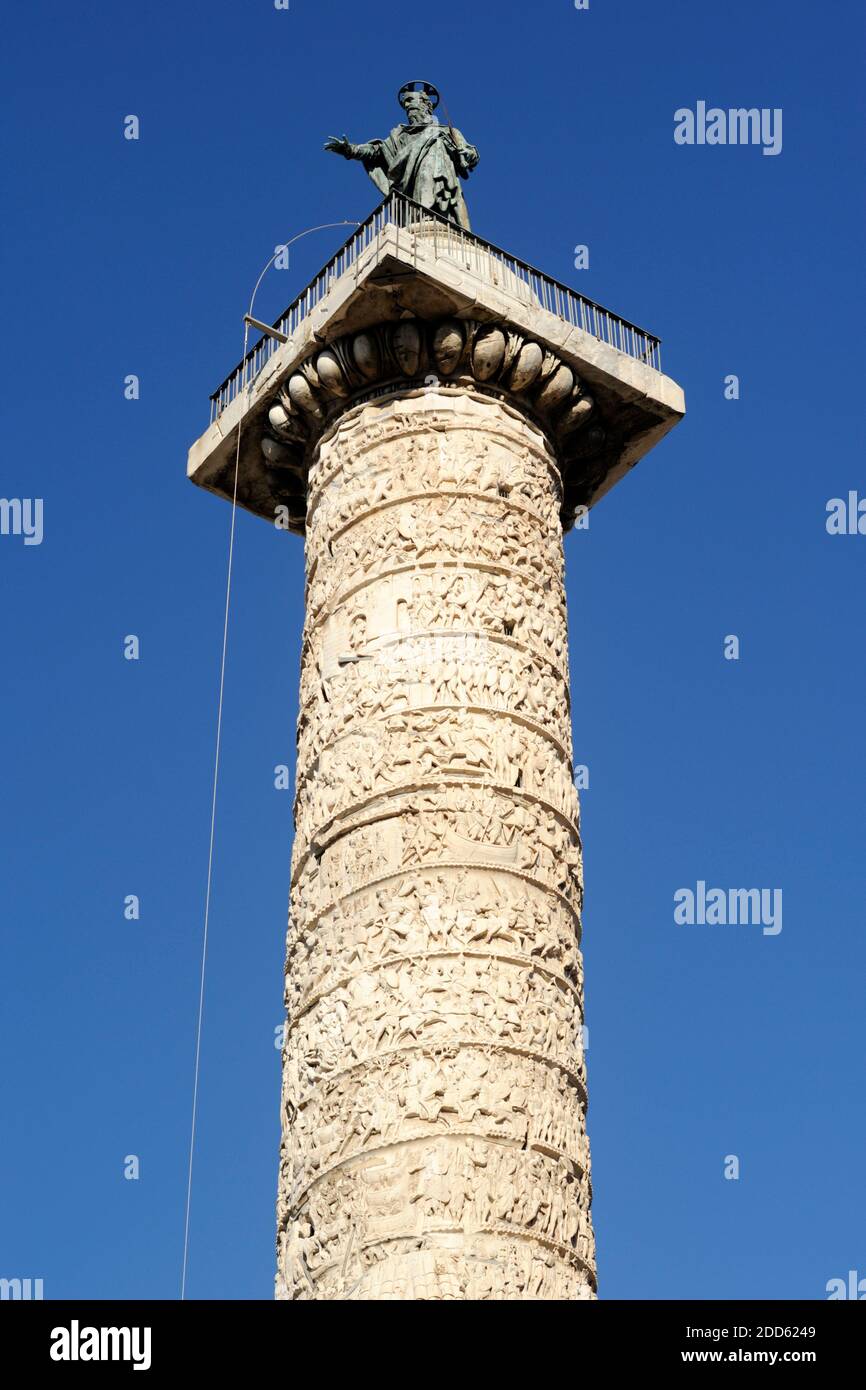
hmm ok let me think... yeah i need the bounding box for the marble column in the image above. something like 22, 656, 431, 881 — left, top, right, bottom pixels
187, 216, 684, 1301
276, 366, 594, 1300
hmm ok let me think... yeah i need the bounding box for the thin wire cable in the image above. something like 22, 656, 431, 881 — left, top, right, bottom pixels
180, 317, 248, 1304
180, 219, 360, 1301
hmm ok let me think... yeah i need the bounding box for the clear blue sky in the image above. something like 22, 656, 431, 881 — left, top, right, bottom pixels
1, 0, 863, 1300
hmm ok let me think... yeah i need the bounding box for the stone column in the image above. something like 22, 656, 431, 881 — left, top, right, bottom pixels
187, 217, 684, 1301
276, 349, 594, 1300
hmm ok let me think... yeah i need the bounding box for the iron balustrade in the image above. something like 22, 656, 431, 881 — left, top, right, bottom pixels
208, 193, 662, 423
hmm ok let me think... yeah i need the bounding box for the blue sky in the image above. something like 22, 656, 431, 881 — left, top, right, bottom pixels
1, 0, 863, 1300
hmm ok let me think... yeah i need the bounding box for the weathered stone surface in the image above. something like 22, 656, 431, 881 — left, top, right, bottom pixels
186, 221, 685, 1301
276, 390, 594, 1301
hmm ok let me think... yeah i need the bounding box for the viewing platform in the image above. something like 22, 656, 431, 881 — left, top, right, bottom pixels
188, 191, 684, 533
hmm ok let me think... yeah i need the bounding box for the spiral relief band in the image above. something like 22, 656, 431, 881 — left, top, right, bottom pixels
276, 384, 596, 1300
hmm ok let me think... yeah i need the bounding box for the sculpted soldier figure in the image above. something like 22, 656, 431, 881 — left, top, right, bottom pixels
324, 80, 479, 229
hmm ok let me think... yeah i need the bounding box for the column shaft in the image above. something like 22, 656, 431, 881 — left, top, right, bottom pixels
277, 385, 595, 1300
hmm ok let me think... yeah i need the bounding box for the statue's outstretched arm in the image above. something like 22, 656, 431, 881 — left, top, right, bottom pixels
324, 134, 385, 165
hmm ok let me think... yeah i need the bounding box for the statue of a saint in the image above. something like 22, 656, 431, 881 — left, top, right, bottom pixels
324, 81, 479, 229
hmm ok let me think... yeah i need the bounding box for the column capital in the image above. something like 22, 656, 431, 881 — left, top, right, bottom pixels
188, 216, 684, 535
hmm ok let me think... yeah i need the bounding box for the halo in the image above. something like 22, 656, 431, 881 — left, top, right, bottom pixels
398, 80, 441, 110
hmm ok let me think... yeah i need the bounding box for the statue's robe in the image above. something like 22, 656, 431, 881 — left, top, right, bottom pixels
353, 121, 479, 230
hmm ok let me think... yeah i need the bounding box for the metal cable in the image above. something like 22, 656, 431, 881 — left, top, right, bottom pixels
180, 219, 360, 1300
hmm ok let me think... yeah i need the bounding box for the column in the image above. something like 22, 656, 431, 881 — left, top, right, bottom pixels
276, 363, 595, 1300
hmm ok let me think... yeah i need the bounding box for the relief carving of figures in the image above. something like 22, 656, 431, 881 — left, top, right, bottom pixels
285, 870, 583, 1018
298, 641, 571, 766
306, 494, 563, 619
303, 566, 569, 678
306, 398, 563, 550
279, 1137, 593, 1298
283, 953, 585, 1083
295, 710, 577, 841
278, 371, 594, 1301
281, 1046, 588, 1176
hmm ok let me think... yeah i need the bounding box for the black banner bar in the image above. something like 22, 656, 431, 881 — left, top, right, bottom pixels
1, 1298, 860, 1375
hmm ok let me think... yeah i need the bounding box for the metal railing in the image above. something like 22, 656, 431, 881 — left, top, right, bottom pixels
208, 192, 662, 423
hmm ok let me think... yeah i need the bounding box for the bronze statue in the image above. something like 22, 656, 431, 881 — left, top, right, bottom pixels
325, 80, 479, 229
